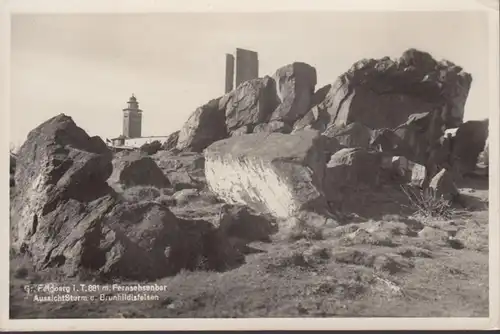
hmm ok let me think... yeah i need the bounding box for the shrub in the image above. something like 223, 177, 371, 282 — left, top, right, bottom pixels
401, 185, 454, 219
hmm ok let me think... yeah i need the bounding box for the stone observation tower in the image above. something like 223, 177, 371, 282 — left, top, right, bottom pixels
122, 94, 142, 138
225, 48, 259, 93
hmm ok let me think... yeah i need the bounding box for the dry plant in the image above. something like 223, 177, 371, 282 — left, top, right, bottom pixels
400, 185, 454, 219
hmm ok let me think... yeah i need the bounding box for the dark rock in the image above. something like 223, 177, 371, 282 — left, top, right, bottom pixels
152, 151, 206, 191
10, 114, 116, 272
99, 201, 243, 279
161, 131, 180, 151
108, 151, 171, 190
326, 148, 383, 188
176, 98, 228, 152
218, 204, 278, 242
11, 114, 245, 280
429, 168, 459, 201
140, 140, 162, 155
220, 76, 279, 133
85, 201, 182, 280
324, 148, 385, 207
293, 84, 334, 132
10, 152, 16, 174
270, 62, 317, 125
310, 49, 472, 131
452, 119, 489, 176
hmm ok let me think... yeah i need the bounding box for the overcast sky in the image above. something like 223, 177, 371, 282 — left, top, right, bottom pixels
10, 11, 490, 146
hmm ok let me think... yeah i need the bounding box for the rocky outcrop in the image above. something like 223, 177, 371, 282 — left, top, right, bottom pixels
292, 84, 333, 132
204, 130, 329, 219
10, 114, 116, 269
11, 115, 245, 280
176, 98, 227, 152
323, 122, 373, 148
324, 148, 383, 204
220, 76, 279, 133
161, 131, 180, 151
429, 168, 459, 202
270, 62, 317, 125
62, 201, 181, 279
452, 119, 489, 175
316, 49, 472, 130
108, 151, 171, 190
218, 204, 278, 242
294, 49, 471, 141
98, 201, 243, 279
152, 151, 206, 190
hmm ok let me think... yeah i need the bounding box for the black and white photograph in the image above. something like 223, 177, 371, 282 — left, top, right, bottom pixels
2, 0, 499, 331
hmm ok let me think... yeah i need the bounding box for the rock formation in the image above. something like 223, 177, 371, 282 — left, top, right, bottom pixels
11, 48, 480, 283
429, 168, 459, 202
270, 62, 317, 125
11, 114, 116, 271
221, 76, 279, 134
152, 151, 206, 191
176, 98, 227, 152
296, 50, 471, 132
451, 119, 489, 176
161, 130, 180, 151
108, 151, 171, 190
204, 129, 329, 220
324, 148, 383, 204
10, 115, 246, 280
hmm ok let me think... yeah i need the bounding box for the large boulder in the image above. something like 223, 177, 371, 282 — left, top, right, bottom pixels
370, 111, 446, 170
218, 204, 278, 242
108, 151, 171, 190
98, 201, 243, 279
292, 84, 334, 132
176, 98, 228, 152
429, 168, 459, 202
10, 114, 116, 268
270, 62, 317, 125
204, 129, 329, 219
323, 122, 373, 148
152, 151, 206, 190
161, 131, 180, 151
303, 49, 472, 131
452, 119, 489, 175
11, 115, 245, 280
56, 201, 181, 280
220, 76, 279, 133
324, 148, 383, 203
